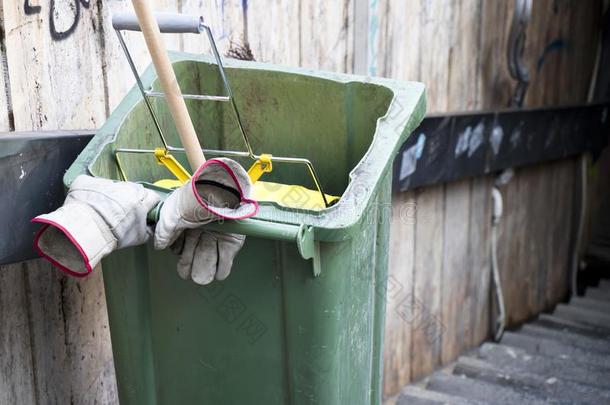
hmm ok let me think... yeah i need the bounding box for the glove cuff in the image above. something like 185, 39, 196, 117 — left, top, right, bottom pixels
191, 158, 259, 220
32, 202, 117, 277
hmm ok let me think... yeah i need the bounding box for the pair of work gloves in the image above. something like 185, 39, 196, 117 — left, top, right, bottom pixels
31, 158, 258, 285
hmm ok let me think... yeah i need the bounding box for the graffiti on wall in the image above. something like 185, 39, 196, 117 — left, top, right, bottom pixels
24, 0, 90, 41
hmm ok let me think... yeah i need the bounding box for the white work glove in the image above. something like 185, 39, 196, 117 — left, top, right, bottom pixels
171, 229, 245, 284
32, 175, 160, 277
154, 158, 258, 284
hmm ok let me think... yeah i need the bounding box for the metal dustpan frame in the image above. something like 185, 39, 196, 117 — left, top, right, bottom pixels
112, 12, 331, 207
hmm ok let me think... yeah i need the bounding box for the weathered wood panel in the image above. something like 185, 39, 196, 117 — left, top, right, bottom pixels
546, 159, 576, 306
440, 180, 472, 365
3, 0, 108, 130
468, 176, 492, 346
447, 0, 483, 111
179, 0, 238, 55
565, 1, 603, 103
0, 263, 36, 405
418, 0, 453, 114
525, 0, 601, 106
378, 0, 422, 80
248, 0, 301, 65
441, 0, 483, 364
410, 185, 444, 380
383, 191, 416, 395
22, 262, 117, 404
0, 3, 10, 130
0, 8, 35, 403
477, 0, 513, 109
299, 0, 353, 72
407, 1, 451, 383
525, 164, 552, 315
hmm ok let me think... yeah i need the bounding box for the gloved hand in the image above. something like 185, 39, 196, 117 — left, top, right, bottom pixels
154, 158, 258, 284
32, 175, 160, 277
171, 229, 245, 285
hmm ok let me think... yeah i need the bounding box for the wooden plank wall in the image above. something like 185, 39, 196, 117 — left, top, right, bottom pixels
0, 0, 602, 403
378, 0, 602, 397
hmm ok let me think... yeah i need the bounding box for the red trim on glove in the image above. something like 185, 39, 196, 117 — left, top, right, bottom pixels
191, 158, 259, 220
31, 218, 93, 278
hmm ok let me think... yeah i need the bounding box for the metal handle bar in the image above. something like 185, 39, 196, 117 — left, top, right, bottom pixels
112, 12, 204, 34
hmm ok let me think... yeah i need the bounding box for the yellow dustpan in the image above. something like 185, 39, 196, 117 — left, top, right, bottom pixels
151, 151, 339, 211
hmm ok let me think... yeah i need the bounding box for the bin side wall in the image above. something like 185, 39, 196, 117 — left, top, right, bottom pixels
101, 171, 393, 405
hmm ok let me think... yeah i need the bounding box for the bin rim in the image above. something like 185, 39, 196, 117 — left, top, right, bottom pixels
65, 52, 426, 242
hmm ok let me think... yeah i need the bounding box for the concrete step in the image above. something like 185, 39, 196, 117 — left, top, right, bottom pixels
536, 314, 610, 338
585, 287, 610, 302
390, 285, 610, 404
477, 343, 610, 389
426, 373, 555, 405
397, 385, 488, 405
454, 356, 610, 405
597, 279, 610, 293
519, 323, 610, 354
500, 331, 610, 369
553, 304, 610, 330
569, 296, 610, 313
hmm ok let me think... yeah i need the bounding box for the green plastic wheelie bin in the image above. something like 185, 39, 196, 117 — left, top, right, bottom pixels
65, 52, 425, 404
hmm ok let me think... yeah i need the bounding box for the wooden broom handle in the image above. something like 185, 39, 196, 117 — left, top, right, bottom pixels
132, 0, 205, 170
